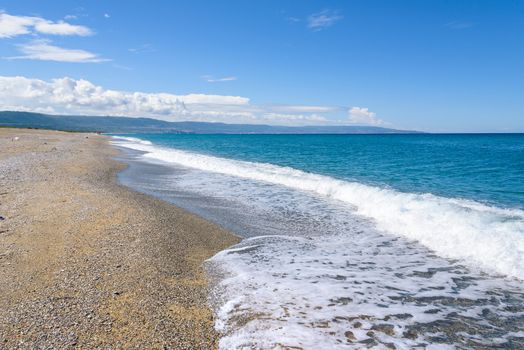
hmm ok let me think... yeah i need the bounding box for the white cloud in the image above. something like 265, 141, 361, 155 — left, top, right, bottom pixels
104, 13, 110, 18
203, 75, 237, 83
33, 20, 91, 36
0, 12, 92, 38
0, 75, 390, 126
270, 105, 338, 113
307, 10, 343, 31
0, 76, 248, 121
0, 12, 102, 63
348, 107, 385, 125
0, 13, 32, 37
8, 40, 108, 63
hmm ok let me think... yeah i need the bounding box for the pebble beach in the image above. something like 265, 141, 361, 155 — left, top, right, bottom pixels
0, 128, 239, 349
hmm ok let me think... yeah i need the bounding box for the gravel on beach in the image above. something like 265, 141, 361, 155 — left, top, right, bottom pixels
0, 129, 239, 349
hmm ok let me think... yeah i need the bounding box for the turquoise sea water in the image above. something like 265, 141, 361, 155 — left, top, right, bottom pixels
113, 133, 524, 349
118, 133, 524, 210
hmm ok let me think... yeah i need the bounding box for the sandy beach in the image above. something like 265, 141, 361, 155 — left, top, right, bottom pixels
0, 129, 239, 349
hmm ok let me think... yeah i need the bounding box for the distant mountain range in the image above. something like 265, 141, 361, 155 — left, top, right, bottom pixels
0, 111, 421, 134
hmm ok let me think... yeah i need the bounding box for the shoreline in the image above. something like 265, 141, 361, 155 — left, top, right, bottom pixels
110, 134, 524, 349
0, 128, 239, 349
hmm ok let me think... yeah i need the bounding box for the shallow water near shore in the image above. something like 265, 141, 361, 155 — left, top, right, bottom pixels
113, 134, 524, 349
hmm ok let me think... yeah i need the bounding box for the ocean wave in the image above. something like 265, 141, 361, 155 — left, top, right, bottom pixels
112, 136, 524, 279
112, 136, 153, 145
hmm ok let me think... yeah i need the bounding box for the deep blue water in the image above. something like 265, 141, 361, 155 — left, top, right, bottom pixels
117, 133, 524, 209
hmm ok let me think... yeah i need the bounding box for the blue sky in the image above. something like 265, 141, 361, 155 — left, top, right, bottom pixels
0, 0, 523, 132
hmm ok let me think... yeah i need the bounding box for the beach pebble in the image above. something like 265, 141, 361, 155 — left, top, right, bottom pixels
371, 323, 396, 336
403, 329, 418, 339
344, 330, 355, 341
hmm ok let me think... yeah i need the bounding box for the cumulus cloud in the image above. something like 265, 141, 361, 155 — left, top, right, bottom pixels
8, 40, 108, 63
0, 75, 389, 126
0, 12, 92, 38
348, 107, 385, 125
307, 10, 343, 31
0, 76, 248, 121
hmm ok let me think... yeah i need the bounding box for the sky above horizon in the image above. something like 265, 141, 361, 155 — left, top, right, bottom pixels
0, 1, 523, 132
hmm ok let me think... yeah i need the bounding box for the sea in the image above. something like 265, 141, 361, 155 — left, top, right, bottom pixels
111, 133, 524, 350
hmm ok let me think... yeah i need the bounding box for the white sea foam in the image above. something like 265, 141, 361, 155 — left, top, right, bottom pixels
112, 136, 524, 279
112, 136, 153, 145
207, 232, 524, 349
114, 136, 524, 349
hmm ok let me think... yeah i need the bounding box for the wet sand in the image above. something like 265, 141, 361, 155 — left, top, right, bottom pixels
0, 129, 239, 349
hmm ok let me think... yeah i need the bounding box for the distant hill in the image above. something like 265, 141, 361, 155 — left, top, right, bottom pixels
0, 111, 421, 134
